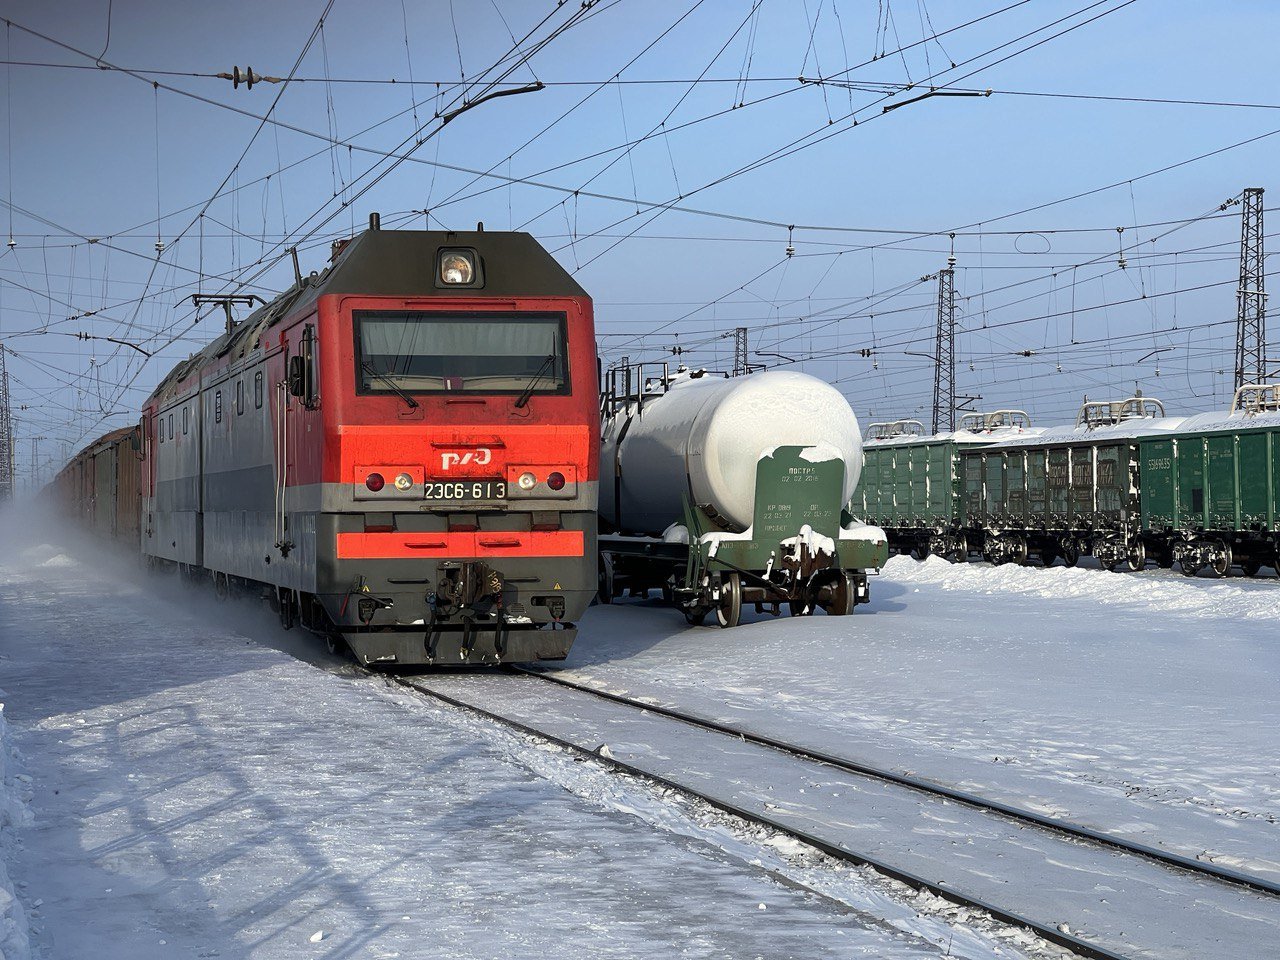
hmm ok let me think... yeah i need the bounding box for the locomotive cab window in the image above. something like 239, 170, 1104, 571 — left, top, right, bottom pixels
354, 310, 569, 397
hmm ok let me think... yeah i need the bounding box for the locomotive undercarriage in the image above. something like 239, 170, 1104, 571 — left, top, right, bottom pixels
311, 551, 594, 665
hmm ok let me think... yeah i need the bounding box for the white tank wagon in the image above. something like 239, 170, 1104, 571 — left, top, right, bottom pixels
597, 365, 888, 627
600, 369, 864, 534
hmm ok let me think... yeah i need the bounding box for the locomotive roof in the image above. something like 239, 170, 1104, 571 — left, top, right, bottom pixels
146, 228, 586, 404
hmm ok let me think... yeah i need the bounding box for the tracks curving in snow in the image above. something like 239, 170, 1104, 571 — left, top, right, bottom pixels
387, 668, 1280, 960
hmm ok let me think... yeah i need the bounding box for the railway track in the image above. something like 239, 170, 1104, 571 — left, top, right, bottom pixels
384, 667, 1280, 960
517, 665, 1280, 898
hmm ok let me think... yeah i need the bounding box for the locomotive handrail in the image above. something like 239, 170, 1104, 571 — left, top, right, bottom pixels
1231, 383, 1280, 416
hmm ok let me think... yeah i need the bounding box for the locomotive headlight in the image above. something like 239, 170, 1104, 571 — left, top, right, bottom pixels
517, 471, 536, 490
394, 472, 413, 491
439, 250, 475, 285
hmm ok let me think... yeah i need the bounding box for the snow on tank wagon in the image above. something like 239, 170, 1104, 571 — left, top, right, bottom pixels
597, 365, 888, 626
139, 222, 599, 665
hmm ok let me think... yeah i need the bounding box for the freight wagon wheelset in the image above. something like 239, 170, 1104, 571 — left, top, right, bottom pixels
906, 526, 1276, 578
598, 546, 868, 629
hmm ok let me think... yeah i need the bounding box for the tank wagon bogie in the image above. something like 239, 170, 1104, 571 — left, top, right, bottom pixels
598, 364, 888, 626
69, 222, 601, 666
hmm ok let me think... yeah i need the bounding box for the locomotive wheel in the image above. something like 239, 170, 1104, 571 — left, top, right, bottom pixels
1123, 541, 1146, 572
1207, 542, 1232, 579
1241, 558, 1263, 577
325, 633, 349, 657
715, 573, 742, 629
825, 574, 857, 617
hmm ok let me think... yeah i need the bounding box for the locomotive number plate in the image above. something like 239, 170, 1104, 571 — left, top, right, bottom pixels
424, 480, 507, 502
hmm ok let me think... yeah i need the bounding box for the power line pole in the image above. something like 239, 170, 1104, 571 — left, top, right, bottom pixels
932, 256, 957, 434
732, 326, 748, 376
29, 436, 47, 491
0, 346, 13, 503
1235, 186, 1267, 389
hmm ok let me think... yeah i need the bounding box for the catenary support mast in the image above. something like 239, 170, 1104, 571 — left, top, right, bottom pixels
932, 257, 957, 434
0, 346, 14, 503
1235, 186, 1267, 389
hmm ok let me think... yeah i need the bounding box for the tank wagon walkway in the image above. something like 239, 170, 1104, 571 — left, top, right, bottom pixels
1, 528, 1061, 960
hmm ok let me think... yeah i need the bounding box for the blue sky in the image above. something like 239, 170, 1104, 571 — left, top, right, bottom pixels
1, 0, 1277, 483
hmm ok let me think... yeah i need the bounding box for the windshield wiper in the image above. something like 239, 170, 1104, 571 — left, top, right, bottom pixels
515, 353, 557, 409
362, 359, 419, 410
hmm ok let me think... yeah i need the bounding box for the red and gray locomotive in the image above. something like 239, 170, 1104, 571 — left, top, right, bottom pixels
119, 221, 599, 664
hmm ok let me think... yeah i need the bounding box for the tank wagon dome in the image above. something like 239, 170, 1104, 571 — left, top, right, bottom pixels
601, 369, 863, 536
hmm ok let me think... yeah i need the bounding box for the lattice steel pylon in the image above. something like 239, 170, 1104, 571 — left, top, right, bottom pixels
932, 260, 957, 434
0, 346, 14, 504
732, 326, 748, 376
1235, 186, 1267, 390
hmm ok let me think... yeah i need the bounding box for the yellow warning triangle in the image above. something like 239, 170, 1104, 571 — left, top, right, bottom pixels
552, 582, 562, 590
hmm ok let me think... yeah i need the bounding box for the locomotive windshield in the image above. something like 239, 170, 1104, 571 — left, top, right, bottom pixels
355, 310, 569, 396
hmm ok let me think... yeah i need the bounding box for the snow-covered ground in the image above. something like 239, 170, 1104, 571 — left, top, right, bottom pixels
1, 689, 33, 960
0, 512, 1071, 960
563, 554, 1280, 881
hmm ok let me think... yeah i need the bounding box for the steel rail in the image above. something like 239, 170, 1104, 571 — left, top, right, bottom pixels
389, 672, 1132, 960
514, 666, 1280, 900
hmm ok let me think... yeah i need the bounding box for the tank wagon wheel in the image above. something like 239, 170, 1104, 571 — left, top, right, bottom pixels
715, 573, 743, 629
1241, 558, 1263, 578
1123, 541, 1146, 573
596, 559, 614, 605
683, 606, 708, 627
1207, 543, 1233, 579
823, 573, 857, 617
787, 586, 813, 617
